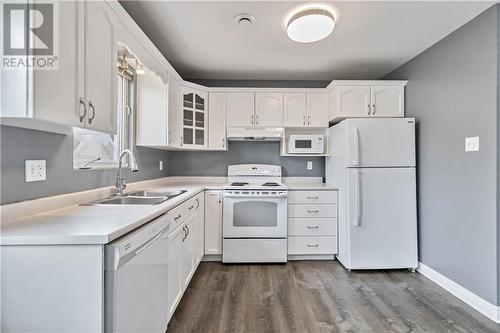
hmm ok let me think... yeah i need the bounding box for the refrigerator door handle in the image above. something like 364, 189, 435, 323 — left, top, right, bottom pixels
353, 170, 361, 227
352, 127, 360, 166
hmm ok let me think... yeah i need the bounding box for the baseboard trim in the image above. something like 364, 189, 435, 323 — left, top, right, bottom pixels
417, 262, 499, 323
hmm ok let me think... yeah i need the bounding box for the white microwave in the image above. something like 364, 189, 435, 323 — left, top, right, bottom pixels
288, 135, 324, 154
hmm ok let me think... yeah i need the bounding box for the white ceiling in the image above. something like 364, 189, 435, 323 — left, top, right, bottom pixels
120, 1, 494, 81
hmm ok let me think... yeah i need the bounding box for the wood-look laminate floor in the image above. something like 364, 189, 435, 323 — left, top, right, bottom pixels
167, 261, 500, 333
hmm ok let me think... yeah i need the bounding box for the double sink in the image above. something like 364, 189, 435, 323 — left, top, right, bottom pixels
83, 190, 187, 206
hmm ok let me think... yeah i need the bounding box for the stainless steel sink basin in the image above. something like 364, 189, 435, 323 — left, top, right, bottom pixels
85, 196, 168, 206
128, 190, 187, 198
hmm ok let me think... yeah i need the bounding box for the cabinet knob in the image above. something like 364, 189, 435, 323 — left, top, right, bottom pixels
307, 244, 319, 248
372, 104, 376, 115
367, 104, 371, 115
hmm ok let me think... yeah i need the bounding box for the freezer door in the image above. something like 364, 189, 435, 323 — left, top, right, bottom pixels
346, 168, 417, 269
347, 118, 415, 167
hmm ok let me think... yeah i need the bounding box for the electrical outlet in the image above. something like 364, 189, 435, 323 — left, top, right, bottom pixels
465, 136, 479, 152
25, 160, 46, 182
159, 160, 163, 171
307, 161, 313, 170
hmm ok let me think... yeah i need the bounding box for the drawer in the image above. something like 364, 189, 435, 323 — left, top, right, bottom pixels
288, 218, 337, 236
166, 196, 197, 231
288, 205, 337, 218
288, 236, 337, 255
288, 190, 337, 204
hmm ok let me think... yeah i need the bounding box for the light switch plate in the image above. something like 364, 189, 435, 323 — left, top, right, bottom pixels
307, 161, 313, 170
465, 136, 479, 152
25, 160, 46, 182
159, 160, 163, 171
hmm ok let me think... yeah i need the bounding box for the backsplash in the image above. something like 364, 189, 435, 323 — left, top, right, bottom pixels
0, 125, 168, 204
167, 142, 325, 178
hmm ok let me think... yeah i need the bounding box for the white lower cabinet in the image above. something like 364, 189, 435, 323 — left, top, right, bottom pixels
165, 194, 204, 323
204, 190, 223, 255
195, 193, 205, 264
287, 190, 338, 259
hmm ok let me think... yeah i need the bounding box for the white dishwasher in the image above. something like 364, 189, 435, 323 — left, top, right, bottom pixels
106, 213, 170, 333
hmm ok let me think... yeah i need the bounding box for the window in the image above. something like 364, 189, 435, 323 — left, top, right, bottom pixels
73, 65, 136, 169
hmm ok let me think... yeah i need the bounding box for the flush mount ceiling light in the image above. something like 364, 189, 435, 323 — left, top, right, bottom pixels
287, 8, 335, 43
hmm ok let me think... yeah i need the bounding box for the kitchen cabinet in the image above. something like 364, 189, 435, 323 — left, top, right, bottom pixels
182, 87, 208, 148
167, 223, 184, 320
284, 92, 328, 127
330, 82, 405, 123
195, 193, 205, 264
136, 68, 168, 146
80, 0, 117, 134
12, 0, 119, 135
287, 190, 338, 258
204, 190, 223, 255
370, 85, 404, 117
208, 92, 227, 150
182, 214, 196, 287
255, 92, 283, 126
168, 78, 183, 147
226, 92, 255, 127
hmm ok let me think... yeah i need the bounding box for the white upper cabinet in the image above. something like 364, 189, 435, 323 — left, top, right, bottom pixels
33, 1, 80, 128
136, 68, 168, 146
330, 82, 405, 123
284, 92, 328, 128
226, 92, 254, 127
208, 92, 227, 150
336, 85, 371, 118
306, 92, 328, 127
83, 1, 117, 134
204, 190, 223, 255
168, 78, 182, 147
182, 87, 208, 148
255, 92, 283, 127
370, 85, 404, 117
284, 93, 306, 127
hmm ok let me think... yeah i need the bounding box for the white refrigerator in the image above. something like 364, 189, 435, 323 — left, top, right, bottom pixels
326, 118, 418, 270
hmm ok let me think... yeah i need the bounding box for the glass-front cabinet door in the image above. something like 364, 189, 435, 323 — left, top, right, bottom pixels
182, 87, 207, 148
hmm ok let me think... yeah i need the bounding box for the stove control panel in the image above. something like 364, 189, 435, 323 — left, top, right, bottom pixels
223, 190, 288, 198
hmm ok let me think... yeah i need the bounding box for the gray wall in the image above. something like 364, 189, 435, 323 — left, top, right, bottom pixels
0, 125, 168, 204
385, 6, 498, 305
167, 142, 324, 178
187, 79, 330, 88
497, 5, 500, 307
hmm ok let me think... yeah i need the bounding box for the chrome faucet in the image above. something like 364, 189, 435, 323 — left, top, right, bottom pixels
115, 149, 139, 196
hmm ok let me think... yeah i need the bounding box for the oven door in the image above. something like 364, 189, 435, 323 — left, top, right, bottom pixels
223, 195, 287, 238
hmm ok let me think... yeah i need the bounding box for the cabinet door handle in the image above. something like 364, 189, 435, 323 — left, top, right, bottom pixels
307, 244, 319, 248
255, 114, 259, 125
79, 98, 87, 122
307, 226, 319, 229
307, 196, 319, 200
367, 104, 371, 115
88, 100, 96, 124
251, 114, 254, 125
188, 205, 194, 210
222, 138, 225, 148
182, 225, 187, 241
307, 115, 310, 125
302, 115, 305, 126
372, 104, 376, 115
307, 210, 319, 213
174, 214, 182, 221
186, 225, 190, 237
196, 198, 200, 209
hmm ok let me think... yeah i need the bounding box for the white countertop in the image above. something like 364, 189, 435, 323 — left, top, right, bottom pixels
0, 182, 224, 246
0, 177, 335, 246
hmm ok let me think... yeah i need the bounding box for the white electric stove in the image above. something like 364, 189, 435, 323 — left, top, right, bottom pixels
222, 164, 288, 263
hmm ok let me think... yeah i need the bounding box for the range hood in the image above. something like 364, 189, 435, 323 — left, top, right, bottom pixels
227, 127, 283, 141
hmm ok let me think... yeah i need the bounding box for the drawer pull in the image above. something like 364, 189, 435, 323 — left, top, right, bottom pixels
188, 205, 194, 210
307, 244, 319, 248
174, 214, 182, 221
307, 196, 319, 200
307, 226, 319, 229
307, 210, 319, 213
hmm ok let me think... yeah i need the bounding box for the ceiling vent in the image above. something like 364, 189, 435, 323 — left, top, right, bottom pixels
234, 13, 256, 26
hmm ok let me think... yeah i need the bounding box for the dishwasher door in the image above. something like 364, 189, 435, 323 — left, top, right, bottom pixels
106, 214, 170, 333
